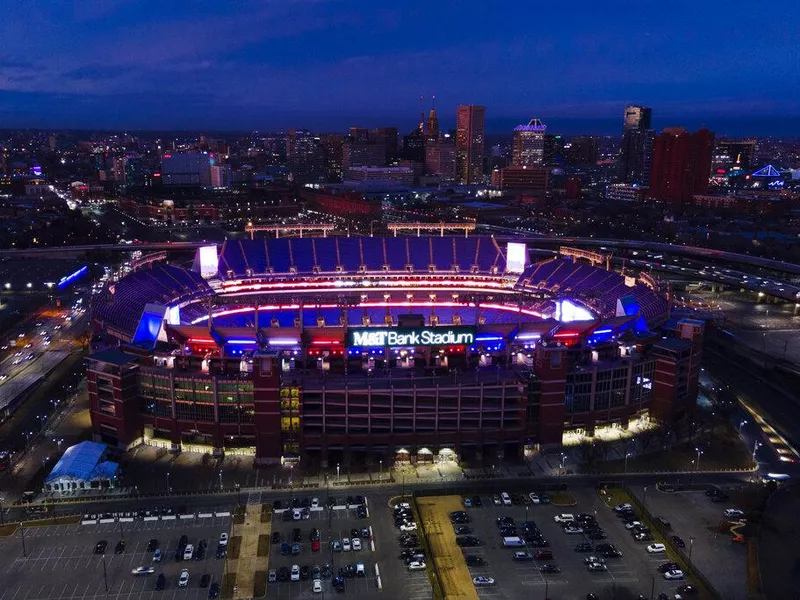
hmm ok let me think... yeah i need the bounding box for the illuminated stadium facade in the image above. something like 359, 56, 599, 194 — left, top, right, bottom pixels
88, 236, 703, 466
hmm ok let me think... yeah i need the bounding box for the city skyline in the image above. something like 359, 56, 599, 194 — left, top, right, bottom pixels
0, 1, 798, 134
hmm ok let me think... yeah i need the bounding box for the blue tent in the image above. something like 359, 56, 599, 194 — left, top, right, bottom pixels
46, 441, 119, 486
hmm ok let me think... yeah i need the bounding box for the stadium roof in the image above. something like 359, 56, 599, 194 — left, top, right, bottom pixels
88, 347, 140, 366
45, 441, 119, 484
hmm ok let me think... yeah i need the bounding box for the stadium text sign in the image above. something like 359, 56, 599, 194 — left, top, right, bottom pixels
348, 326, 476, 347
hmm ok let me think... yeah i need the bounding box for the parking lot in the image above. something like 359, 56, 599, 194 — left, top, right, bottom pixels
629, 483, 748, 600
0, 513, 232, 600
416, 488, 698, 600
266, 497, 383, 599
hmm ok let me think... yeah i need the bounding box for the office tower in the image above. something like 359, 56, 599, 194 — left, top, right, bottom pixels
320, 134, 344, 181
567, 136, 599, 166
425, 133, 458, 182
512, 118, 547, 167
349, 127, 370, 142
619, 105, 654, 184
456, 105, 485, 184
372, 127, 399, 164
491, 165, 548, 191
210, 164, 232, 188
161, 152, 213, 187
649, 127, 715, 203
623, 105, 652, 131
543, 134, 565, 166
286, 129, 327, 182
426, 104, 439, 138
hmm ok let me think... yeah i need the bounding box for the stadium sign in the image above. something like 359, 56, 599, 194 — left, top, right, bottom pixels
348, 326, 476, 347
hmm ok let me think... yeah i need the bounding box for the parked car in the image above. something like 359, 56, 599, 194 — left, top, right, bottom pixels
658, 562, 681, 573
155, 574, 166, 590
473, 576, 495, 586
407, 561, 426, 571
671, 535, 686, 548
465, 555, 485, 566
132, 566, 155, 576
513, 551, 533, 561
539, 564, 560, 573
646, 543, 666, 554
178, 569, 189, 588
664, 569, 685, 580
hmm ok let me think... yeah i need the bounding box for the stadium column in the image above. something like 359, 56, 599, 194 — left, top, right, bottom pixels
252, 355, 283, 465
533, 344, 567, 446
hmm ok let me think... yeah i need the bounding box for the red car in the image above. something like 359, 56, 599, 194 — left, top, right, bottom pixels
311, 539, 320, 552
533, 549, 553, 561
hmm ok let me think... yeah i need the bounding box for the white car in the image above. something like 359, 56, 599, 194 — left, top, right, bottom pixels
219, 533, 229, 546
724, 509, 745, 519
183, 544, 194, 560
563, 525, 584, 534
291, 565, 300, 581
342, 538, 351, 552
312, 579, 323, 593
528, 493, 540, 504
408, 561, 426, 571
554, 514, 575, 523
646, 543, 666, 554
178, 569, 189, 587
473, 576, 495, 586
131, 566, 155, 575
394, 502, 411, 511
351, 538, 362, 551
311, 497, 320, 509
292, 509, 302, 520
399, 522, 417, 532
664, 569, 685, 580
614, 503, 633, 512
624, 521, 643, 530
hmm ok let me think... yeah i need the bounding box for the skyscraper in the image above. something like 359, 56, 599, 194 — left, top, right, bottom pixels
286, 129, 327, 182
623, 105, 652, 131
161, 152, 213, 187
649, 127, 714, 203
456, 105, 485, 184
619, 105, 654, 185
512, 118, 547, 167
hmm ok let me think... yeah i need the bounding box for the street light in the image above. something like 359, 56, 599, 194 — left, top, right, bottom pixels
695, 447, 703, 473
166, 470, 171, 493
336, 463, 340, 483
688, 536, 695, 571
738, 419, 747, 435
218, 470, 223, 491
379, 460, 383, 481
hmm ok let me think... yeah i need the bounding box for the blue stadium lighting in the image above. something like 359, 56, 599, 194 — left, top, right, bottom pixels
475, 334, 504, 341
57, 265, 88, 290
227, 339, 257, 345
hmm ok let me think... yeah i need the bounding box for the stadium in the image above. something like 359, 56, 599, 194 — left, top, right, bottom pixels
88, 235, 703, 467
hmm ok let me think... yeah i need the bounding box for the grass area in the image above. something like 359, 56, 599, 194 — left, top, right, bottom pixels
257, 534, 270, 557
24, 515, 80, 527
598, 486, 717, 600
548, 491, 577, 506
232, 505, 246, 525
227, 536, 242, 560
252, 570, 267, 598
0, 524, 19, 537
416, 495, 479, 600
221, 572, 237, 600
586, 422, 754, 474
260, 504, 272, 523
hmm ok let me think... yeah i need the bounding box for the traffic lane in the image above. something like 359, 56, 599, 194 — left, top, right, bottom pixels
0, 519, 228, 599
628, 484, 748, 600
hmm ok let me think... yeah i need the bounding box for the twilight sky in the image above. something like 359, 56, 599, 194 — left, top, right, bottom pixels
0, 0, 798, 134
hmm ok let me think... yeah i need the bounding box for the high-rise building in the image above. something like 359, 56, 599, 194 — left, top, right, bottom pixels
623, 105, 652, 131
491, 165, 548, 191
543, 133, 565, 166
619, 105, 654, 185
161, 152, 213, 187
210, 164, 232, 188
373, 127, 399, 164
512, 118, 547, 167
456, 105, 485, 184
320, 134, 344, 181
649, 127, 715, 203
286, 129, 327, 182
567, 136, 599, 166
425, 133, 457, 182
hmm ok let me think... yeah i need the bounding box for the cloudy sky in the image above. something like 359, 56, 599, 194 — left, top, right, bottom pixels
0, 0, 798, 134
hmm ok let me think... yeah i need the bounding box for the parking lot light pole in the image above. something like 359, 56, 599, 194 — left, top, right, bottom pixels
166, 470, 171, 494
688, 536, 695, 571
20, 522, 26, 557
643, 486, 648, 510
336, 463, 340, 483
738, 419, 747, 435
695, 447, 703, 473
102, 553, 108, 593
218, 470, 223, 492
379, 460, 383, 481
